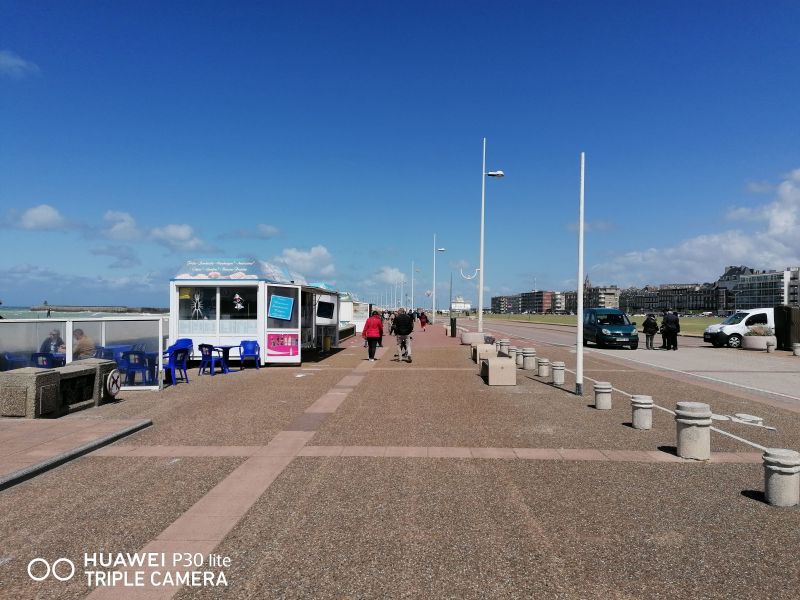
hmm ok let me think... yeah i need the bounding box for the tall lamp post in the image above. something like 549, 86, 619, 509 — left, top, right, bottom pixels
432, 234, 446, 323
410, 261, 420, 312
463, 138, 504, 333
576, 152, 586, 396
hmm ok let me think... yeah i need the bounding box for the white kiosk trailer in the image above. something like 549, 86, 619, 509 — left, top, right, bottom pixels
169, 259, 340, 366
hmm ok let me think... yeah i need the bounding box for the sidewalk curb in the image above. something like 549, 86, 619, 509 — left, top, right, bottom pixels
0, 418, 152, 491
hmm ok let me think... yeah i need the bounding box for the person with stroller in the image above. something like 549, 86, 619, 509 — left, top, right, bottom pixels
390, 307, 414, 363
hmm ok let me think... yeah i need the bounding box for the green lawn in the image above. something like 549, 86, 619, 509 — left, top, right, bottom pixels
484, 313, 721, 336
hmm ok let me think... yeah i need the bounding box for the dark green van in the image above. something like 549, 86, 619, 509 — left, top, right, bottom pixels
583, 308, 639, 349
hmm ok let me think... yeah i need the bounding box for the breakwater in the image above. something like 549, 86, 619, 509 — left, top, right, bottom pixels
29, 305, 168, 314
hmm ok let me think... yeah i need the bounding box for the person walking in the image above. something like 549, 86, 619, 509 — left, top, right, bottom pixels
663, 310, 680, 350
390, 307, 414, 363
642, 314, 659, 350
418, 311, 429, 332
361, 311, 384, 361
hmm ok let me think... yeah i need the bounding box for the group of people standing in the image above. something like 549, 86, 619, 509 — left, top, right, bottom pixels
642, 311, 681, 350
361, 308, 429, 362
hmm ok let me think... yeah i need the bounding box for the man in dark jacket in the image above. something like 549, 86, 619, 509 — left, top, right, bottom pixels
663, 310, 680, 350
390, 307, 414, 363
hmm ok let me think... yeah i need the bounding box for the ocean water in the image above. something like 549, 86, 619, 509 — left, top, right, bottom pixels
0, 307, 165, 320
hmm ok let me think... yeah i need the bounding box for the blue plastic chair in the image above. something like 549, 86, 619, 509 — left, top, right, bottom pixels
93, 346, 106, 358
164, 348, 189, 386
239, 340, 260, 370
198, 344, 224, 375
120, 351, 151, 385
164, 338, 193, 360
31, 352, 55, 368
3, 352, 29, 370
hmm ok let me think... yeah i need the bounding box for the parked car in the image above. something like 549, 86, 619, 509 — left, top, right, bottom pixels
703, 308, 774, 348
583, 308, 639, 349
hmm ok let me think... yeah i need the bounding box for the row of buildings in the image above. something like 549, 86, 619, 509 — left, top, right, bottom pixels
491, 266, 800, 315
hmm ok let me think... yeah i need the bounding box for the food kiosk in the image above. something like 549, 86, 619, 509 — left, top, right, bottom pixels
169, 259, 340, 365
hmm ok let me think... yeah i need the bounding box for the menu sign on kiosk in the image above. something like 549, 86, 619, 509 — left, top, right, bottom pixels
266, 285, 301, 363
268, 295, 294, 320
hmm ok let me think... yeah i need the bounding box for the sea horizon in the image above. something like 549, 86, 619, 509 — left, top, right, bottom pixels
0, 306, 168, 320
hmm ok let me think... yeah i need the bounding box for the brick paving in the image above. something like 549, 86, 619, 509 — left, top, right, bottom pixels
1, 324, 798, 599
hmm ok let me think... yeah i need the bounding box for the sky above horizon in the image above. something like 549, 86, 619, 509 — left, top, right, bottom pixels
2, 1, 800, 308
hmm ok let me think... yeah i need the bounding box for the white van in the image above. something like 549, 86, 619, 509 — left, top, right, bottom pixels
703, 308, 775, 348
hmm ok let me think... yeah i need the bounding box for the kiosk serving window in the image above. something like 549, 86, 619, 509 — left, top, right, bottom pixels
267, 287, 299, 329
178, 287, 217, 334
220, 287, 257, 334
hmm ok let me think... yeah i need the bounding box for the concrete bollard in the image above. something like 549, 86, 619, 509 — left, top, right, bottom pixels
675, 401, 712, 460
631, 395, 654, 430
522, 348, 537, 370
763, 448, 800, 507
498, 339, 510, 356
594, 382, 613, 410
508, 346, 517, 362
537, 358, 551, 378
551, 361, 565, 385
766, 341, 776, 353
793, 343, 800, 357
516, 349, 525, 368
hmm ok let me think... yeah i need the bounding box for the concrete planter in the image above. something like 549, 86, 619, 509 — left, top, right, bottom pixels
741, 335, 777, 351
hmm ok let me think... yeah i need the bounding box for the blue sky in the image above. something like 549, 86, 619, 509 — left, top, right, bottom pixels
2, 1, 800, 307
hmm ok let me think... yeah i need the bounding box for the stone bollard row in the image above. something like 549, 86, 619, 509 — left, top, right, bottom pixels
594, 382, 612, 410
551, 361, 565, 386
631, 395, 653, 430
537, 358, 551, 378
522, 348, 537, 371
763, 449, 800, 507
498, 339, 510, 356
675, 401, 712, 460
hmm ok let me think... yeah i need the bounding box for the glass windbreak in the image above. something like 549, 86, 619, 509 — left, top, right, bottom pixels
267, 286, 299, 329
72, 322, 102, 361
103, 320, 162, 387
220, 286, 258, 334
178, 286, 217, 335
0, 321, 68, 371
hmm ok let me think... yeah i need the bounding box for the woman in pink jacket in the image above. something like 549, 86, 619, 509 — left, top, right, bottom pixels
361, 311, 384, 361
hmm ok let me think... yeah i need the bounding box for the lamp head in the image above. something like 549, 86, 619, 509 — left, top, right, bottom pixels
437, 248, 446, 252
486, 170, 505, 178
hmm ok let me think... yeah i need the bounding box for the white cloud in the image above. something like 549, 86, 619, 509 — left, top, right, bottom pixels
150, 224, 208, 252
592, 168, 800, 286
18, 204, 67, 230
0, 50, 40, 78
373, 266, 405, 285
224, 223, 280, 239
103, 211, 142, 240
273, 245, 335, 277
746, 180, 774, 194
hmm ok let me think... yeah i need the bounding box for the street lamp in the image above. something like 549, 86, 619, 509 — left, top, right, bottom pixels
432, 234, 446, 323
477, 137, 504, 333
410, 261, 421, 313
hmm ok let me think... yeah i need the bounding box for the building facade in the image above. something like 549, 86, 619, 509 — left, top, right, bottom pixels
490, 294, 520, 314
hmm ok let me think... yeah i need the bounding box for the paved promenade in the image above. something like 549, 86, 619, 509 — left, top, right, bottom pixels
1, 324, 799, 599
